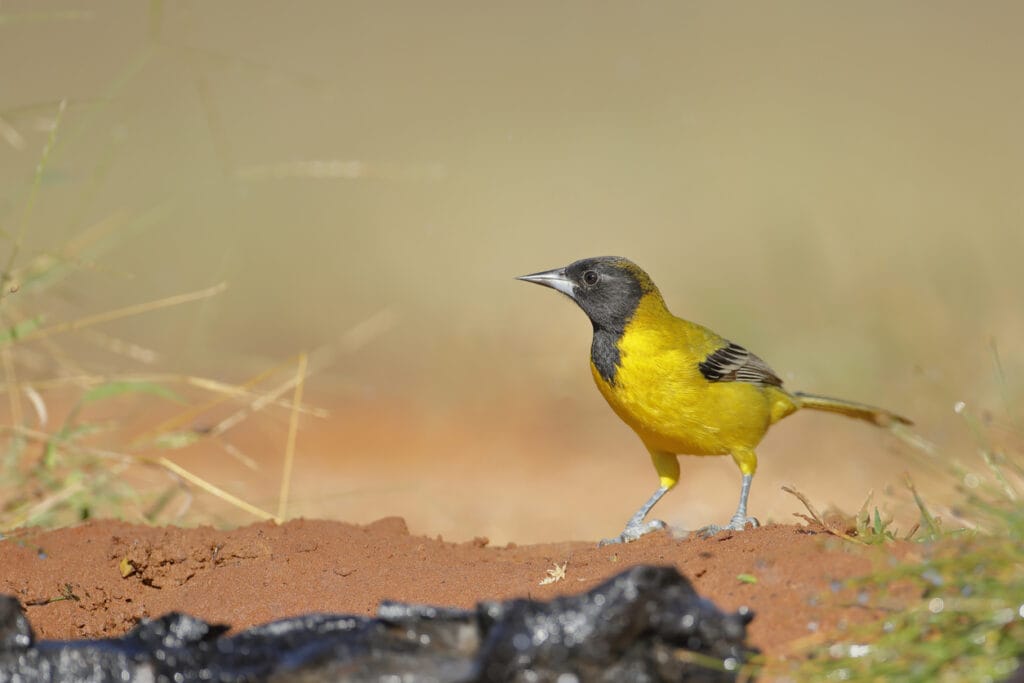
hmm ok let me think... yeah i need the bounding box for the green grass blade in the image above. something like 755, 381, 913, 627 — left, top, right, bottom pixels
0, 316, 43, 344
81, 381, 183, 405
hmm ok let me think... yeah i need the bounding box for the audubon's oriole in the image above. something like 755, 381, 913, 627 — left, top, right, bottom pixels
519, 256, 910, 545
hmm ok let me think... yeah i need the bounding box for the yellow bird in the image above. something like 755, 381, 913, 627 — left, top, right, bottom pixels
518, 256, 910, 545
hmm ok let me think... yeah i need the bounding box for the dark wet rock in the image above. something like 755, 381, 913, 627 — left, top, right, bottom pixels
0, 565, 756, 682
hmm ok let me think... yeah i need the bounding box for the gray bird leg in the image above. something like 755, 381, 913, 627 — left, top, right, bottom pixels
599, 484, 670, 546
699, 473, 760, 537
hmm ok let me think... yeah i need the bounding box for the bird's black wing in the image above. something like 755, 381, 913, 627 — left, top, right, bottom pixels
698, 342, 783, 387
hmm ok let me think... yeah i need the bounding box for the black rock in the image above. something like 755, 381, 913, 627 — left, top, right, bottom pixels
0, 565, 756, 682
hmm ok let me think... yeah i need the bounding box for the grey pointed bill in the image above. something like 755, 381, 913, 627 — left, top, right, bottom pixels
516, 267, 577, 299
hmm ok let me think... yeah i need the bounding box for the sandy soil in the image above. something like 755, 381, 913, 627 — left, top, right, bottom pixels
0, 518, 917, 666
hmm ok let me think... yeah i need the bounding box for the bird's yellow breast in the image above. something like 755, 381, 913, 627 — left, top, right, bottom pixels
590, 295, 797, 456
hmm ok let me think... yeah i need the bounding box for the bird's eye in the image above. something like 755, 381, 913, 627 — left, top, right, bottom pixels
583, 270, 599, 286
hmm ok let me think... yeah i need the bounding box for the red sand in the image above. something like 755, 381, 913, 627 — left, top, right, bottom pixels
0, 518, 918, 666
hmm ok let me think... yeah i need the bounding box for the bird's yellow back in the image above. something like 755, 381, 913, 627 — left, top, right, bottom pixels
590, 292, 799, 457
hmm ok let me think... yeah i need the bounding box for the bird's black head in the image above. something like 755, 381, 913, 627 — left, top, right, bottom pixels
517, 256, 661, 333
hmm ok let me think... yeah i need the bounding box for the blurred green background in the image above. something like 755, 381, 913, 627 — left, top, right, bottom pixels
1, 1, 1020, 542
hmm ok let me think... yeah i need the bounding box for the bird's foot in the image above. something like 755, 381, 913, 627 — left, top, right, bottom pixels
697, 515, 759, 539
598, 518, 667, 546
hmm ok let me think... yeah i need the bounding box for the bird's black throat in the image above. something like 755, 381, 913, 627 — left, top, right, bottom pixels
591, 325, 625, 385
579, 273, 645, 386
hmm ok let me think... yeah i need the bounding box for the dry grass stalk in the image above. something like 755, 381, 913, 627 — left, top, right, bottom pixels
277, 352, 308, 520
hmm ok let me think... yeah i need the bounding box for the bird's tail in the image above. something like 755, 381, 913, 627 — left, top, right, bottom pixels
793, 391, 912, 427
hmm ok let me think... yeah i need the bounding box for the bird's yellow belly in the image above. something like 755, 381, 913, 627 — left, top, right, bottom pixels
591, 354, 779, 456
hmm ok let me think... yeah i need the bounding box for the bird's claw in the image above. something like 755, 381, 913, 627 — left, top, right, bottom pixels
598, 518, 667, 546
697, 516, 759, 538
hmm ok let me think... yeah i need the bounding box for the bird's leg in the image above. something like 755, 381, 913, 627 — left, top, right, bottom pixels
727, 472, 758, 529
600, 450, 678, 546
699, 450, 760, 537
599, 485, 670, 546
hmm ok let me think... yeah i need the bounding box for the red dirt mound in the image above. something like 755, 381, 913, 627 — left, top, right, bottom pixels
0, 519, 916, 663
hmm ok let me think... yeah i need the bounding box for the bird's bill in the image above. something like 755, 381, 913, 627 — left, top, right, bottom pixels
516, 267, 576, 298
